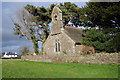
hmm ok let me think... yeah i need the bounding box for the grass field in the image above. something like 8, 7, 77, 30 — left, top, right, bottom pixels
2, 59, 118, 78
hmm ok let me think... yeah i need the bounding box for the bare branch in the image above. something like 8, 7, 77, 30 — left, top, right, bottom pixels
20, 30, 31, 41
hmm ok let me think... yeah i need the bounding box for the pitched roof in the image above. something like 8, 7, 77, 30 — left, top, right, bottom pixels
63, 25, 83, 43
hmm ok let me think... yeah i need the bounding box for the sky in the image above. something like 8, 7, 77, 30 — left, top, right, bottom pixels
1, 2, 87, 53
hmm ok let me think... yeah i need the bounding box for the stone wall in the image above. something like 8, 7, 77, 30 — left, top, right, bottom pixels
21, 53, 119, 64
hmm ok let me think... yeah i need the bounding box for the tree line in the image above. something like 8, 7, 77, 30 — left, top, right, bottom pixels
12, 2, 120, 54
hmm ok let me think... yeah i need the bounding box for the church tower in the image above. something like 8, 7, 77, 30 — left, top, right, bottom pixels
51, 6, 63, 35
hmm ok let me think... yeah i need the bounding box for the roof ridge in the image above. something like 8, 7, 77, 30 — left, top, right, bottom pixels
65, 25, 83, 31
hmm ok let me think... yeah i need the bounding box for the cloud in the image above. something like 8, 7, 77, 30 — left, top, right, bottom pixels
2, 45, 20, 52
2, 40, 33, 52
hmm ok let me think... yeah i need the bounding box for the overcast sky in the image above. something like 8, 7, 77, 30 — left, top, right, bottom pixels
1, 2, 86, 53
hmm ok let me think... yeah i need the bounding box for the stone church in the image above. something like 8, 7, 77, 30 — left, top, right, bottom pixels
43, 6, 94, 55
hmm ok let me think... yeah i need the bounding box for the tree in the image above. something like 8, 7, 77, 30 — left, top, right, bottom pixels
59, 2, 81, 27
19, 45, 30, 55
24, 5, 51, 53
80, 2, 120, 29
12, 8, 44, 54
80, 2, 120, 52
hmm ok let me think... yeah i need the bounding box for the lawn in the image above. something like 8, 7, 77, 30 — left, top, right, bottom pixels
2, 59, 118, 78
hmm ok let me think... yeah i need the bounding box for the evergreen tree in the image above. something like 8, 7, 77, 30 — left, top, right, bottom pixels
82, 28, 116, 52
80, 2, 120, 52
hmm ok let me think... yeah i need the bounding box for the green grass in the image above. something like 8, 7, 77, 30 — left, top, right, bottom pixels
2, 59, 118, 78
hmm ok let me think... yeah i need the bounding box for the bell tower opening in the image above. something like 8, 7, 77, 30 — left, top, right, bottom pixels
54, 15, 57, 21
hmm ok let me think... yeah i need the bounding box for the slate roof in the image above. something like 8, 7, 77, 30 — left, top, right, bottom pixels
63, 25, 83, 43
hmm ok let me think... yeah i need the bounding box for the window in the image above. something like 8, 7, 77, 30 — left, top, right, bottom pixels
55, 42, 57, 52
55, 39, 60, 52
58, 42, 60, 52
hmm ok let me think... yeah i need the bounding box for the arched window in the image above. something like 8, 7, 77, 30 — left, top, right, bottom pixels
55, 39, 60, 52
